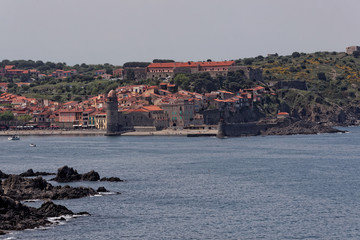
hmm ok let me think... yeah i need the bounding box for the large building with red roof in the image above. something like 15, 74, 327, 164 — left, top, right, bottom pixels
146, 60, 263, 81
147, 61, 235, 80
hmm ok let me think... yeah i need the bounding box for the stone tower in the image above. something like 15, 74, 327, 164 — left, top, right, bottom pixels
106, 90, 119, 135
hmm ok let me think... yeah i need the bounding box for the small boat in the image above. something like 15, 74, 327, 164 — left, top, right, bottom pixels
29, 143, 36, 147
8, 135, 20, 141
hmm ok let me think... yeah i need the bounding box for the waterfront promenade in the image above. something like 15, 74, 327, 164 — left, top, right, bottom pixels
0, 129, 217, 137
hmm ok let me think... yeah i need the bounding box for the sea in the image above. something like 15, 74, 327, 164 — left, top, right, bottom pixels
1, 127, 360, 240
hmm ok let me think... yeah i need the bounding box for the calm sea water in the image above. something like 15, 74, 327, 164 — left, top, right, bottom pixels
1, 127, 360, 239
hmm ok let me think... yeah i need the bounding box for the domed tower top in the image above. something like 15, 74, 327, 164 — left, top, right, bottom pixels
107, 90, 116, 98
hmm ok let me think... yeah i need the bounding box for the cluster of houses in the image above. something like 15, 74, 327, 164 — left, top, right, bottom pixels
0, 83, 272, 131
0, 60, 272, 130
0, 60, 262, 86
0, 65, 39, 78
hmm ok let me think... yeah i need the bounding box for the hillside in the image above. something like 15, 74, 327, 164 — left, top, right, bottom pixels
239, 51, 360, 125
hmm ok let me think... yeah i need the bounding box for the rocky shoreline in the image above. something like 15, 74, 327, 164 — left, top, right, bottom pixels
0, 166, 123, 235
261, 120, 346, 136
0, 119, 349, 138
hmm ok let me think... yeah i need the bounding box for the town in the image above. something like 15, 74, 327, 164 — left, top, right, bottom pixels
0, 59, 277, 133
2, 45, 360, 134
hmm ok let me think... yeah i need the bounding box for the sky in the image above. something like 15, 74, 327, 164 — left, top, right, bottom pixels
1, 0, 359, 66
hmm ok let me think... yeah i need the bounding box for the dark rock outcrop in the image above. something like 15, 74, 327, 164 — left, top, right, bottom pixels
51, 166, 82, 182
100, 177, 123, 182
262, 120, 345, 136
51, 166, 100, 182
52, 166, 123, 182
0, 196, 49, 231
19, 169, 55, 177
2, 175, 96, 201
81, 170, 100, 181
0, 196, 89, 232
36, 201, 73, 217
0, 170, 9, 179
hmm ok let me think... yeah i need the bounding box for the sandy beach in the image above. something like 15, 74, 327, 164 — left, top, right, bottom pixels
0, 129, 218, 137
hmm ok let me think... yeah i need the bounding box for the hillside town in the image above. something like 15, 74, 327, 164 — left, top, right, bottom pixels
2, 45, 360, 133
0, 60, 271, 132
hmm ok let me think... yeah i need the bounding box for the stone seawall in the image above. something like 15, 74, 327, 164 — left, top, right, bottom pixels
221, 122, 276, 137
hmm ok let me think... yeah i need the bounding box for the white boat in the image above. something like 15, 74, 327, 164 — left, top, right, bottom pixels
8, 135, 20, 141
29, 143, 36, 147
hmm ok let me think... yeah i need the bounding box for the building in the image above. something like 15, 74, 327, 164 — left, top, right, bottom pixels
95, 69, 106, 75
146, 61, 263, 81
106, 90, 119, 134
141, 105, 168, 130
159, 99, 194, 128
123, 67, 147, 80
0, 83, 8, 92
58, 109, 83, 128
51, 69, 77, 78
346, 46, 360, 55
147, 61, 236, 80
113, 68, 124, 78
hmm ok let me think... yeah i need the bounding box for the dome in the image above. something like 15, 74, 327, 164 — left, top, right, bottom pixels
107, 90, 116, 98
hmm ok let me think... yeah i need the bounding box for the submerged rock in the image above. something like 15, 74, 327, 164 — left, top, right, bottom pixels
100, 177, 123, 182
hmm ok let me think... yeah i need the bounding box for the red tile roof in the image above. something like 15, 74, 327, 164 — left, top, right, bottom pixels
148, 61, 235, 68
142, 106, 163, 111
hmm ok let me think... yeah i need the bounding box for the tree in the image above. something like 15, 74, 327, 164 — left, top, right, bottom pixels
353, 51, 360, 58
52, 95, 63, 102
152, 59, 175, 63
104, 82, 118, 93
243, 58, 253, 65
292, 52, 301, 58
17, 115, 32, 123
228, 82, 242, 92
174, 74, 190, 90
123, 62, 150, 68
0, 111, 14, 121
317, 72, 327, 81
73, 96, 83, 102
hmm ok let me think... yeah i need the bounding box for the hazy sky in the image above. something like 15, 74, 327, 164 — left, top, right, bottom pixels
1, 0, 359, 66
